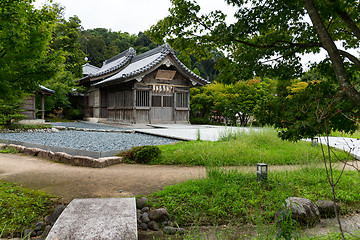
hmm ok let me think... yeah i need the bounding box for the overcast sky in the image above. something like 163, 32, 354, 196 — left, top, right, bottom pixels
33, 0, 236, 34
33, 0, 360, 68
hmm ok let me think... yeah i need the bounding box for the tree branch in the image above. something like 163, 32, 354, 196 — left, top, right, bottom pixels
338, 50, 360, 68
233, 39, 321, 49
303, 0, 360, 108
0, 48, 6, 58
330, 0, 360, 41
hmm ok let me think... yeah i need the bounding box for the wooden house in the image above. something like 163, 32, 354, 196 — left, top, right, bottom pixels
79, 44, 208, 124
20, 85, 55, 124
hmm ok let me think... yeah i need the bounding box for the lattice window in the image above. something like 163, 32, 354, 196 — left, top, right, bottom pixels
136, 91, 150, 107
163, 96, 173, 107
152, 96, 161, 107
176, 92, 188, 108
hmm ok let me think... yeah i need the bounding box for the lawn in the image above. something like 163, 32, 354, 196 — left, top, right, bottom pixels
0, 182, 59, 237
152, 129, 353, 166
147, 167, 360, 227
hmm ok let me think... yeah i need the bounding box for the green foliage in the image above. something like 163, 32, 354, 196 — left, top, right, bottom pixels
0, 146, 18, 154
152, 128, 351, 166
0, 100, 26, 127
190, 79, 276, 126
147, 0, 360, 107
116, 146, 161, 164
147, 168, 360, 227
0, 0, 61, 103
0, 182, 58, 237
275, 200, 300, 240
260, 78, 358, 141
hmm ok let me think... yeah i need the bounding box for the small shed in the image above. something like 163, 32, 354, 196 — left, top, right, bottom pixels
21, 85, 55, 122
79, 44, 208, 124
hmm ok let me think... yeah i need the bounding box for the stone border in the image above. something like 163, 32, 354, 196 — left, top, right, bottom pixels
54, 126, 135, 133
0, 143, 122, 168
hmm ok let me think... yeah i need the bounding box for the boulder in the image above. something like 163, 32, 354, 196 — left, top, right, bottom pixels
34, 221, 45, 231
275, 197, 320, 227
53, 152, 72, 164
38, 150, 53, 159
136, 197, 148, 209
149, 208, 169, 222
45, 205, 66, 225
316, 200, 341, 218
147, 221, 159, 231
163, 226, 176, 235
139, 223, 148, 231
140, 212, 151, 224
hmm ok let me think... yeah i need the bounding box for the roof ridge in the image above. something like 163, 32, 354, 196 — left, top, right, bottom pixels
131, 44, 170, 63
103, 47, 136, 65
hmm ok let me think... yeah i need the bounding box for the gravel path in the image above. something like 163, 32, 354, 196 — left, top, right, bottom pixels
0, 131, 177, 152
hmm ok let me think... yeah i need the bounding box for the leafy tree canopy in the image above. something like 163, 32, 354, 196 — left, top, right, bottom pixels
0, 0, 61, 103
148, 0, 360, 106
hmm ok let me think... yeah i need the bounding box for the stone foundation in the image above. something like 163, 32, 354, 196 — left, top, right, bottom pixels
1, 143, 122, 168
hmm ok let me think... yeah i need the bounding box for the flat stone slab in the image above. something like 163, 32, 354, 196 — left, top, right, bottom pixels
46, 198, 137, 240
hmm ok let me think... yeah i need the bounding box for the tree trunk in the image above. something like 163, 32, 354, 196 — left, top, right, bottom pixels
303, 0, 360, 108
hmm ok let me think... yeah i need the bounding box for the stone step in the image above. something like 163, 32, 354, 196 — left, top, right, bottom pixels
46, 198, 137, 240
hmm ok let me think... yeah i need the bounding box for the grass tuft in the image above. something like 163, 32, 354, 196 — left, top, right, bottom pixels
0, 182, 59, 237
152, 129, 351, 166
147, 167, 360, 227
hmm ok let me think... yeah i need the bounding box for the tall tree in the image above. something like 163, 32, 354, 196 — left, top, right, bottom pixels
0, 0, 60, 102
148, 0, 360, 107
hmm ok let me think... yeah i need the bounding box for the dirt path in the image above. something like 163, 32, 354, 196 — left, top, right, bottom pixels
0, 153, 357, 203
0, 153, 207, 203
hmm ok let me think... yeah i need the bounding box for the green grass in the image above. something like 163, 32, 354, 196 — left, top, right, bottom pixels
330, 129, 360, 139
0, 182, 59, 237
152, 129, 352, 166
0, 146, 18, 154
147, 167, 360, 227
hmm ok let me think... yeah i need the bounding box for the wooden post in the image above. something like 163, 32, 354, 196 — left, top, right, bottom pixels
41, 94, 45, 119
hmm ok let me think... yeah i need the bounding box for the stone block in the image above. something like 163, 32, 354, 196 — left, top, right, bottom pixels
23, 147, 42, 156
53, 152, 72, 164
71, 155, 95, 167
38, 150, 55, 160
46, 198, 137, 240
0, 143, 7, 149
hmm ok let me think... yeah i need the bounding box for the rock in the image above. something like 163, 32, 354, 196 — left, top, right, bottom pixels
45, 205, 66, 225
141, 206, 150, 213
139, 223, 148, 231
54, 126, 66, 131
23, 147, 42, 156
38, 150, 54, 159
72, 155, 95, 167
316, 200, 341, 218
136, 197, 148, 209
34, 221, 45, 231
0, 143, 7, 149
36, 230, 44, 236
149, 208, 169, 222
161, 221, 171, 226
53, 152, 72, 164
147, 221, 159, 231
140, 212, 151, 224
51, 127, 60, 133
275, 197, 320, 227
137, 219, 141, 225
163, 226, 176, 235
176, 228, 186, 235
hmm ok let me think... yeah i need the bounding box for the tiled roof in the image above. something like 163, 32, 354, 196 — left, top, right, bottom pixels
39, 85, 55, 94
89, 48, 136, 77
93, 44, 209, 87
82, 63, 100, 76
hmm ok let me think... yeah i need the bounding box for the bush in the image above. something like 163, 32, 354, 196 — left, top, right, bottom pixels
117, 146, 161, 164
0, 100, 27, 128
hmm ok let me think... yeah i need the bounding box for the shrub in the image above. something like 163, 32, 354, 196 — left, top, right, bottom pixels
117, 146, 161, 164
